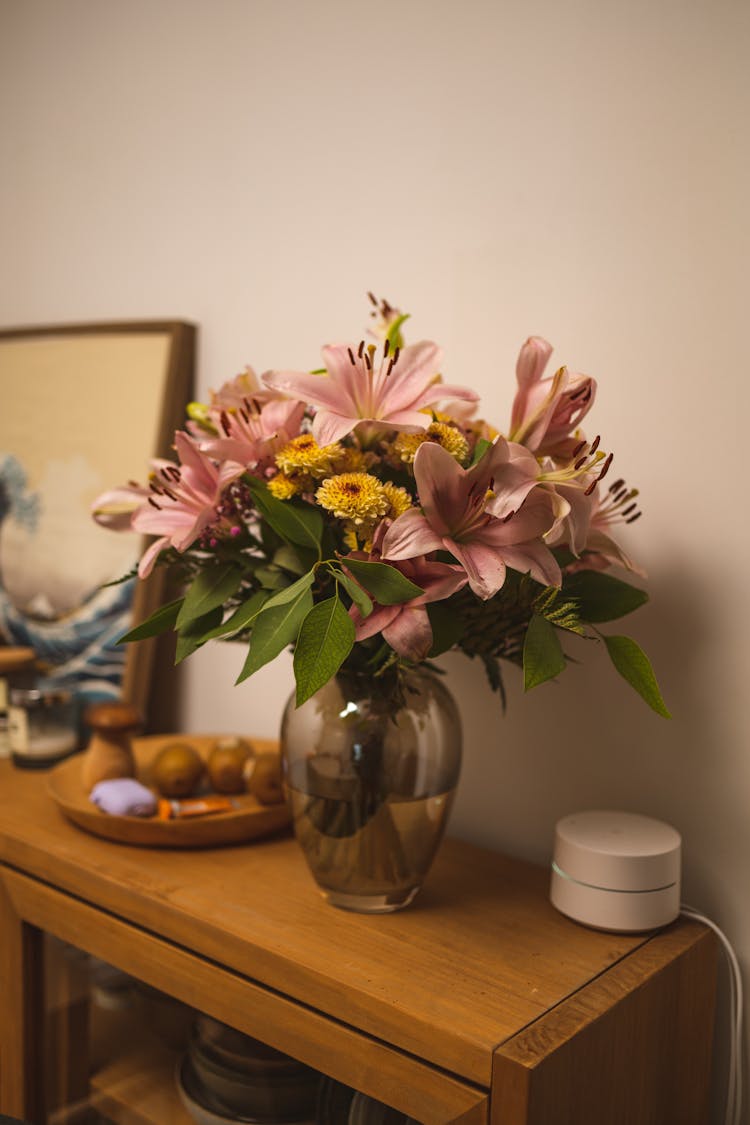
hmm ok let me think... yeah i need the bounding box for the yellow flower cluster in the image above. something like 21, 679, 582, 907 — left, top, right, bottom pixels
276, 434, 342, 478
269, 435, 368, 499
316, 473, 411, 551
268, 435, 412, 551
316, 473, 390, 524
392, 422, 469, 466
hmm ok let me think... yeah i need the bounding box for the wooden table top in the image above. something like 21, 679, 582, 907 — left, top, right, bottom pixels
0, 752, 654, 1087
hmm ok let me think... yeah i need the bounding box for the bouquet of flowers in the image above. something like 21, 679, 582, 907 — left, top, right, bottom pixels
93, 295, 668, 718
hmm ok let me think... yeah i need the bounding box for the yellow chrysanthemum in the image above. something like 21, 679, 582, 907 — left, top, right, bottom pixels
268, 473, 302, 500
276, 434, 343, 479
331, 445, 369, 474
393, 422, 469, 465
466, 419, 500, 442
382, 482, 412, 520
315, 473, 390, 526
342, 525, 361, 552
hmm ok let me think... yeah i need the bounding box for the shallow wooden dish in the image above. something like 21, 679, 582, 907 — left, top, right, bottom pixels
47, 734, 291, 848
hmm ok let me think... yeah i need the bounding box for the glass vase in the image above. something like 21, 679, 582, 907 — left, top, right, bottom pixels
280, 668, 462, 913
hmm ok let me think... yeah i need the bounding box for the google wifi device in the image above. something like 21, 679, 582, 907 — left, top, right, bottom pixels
550, 811, 681, 932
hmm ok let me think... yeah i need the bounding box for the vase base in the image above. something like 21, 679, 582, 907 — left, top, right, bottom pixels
320, 886, 420, 914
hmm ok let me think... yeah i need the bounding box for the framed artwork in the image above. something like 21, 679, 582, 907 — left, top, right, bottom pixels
0, 321, 195, 719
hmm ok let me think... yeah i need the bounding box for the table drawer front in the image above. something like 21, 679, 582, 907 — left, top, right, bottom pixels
1, 865, 487, 1125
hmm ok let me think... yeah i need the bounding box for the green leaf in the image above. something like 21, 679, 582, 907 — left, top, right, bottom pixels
427, 602, 464, 656
342, 559, 423, 605
248, 478, 323, 554
563, 570, 648, 623
118, 598, 183, 644
470, 437, 492, 467
480, 654, 507, 711
254, 565, 289, 591
532, 586, 586, 636
329, 566, 373, 618
603, 635, 671, 717
235, 588, 313, 684
273, 544, 308, 576
200, 589, 272, 641
261, 570, 316, 611
176, 564, 244, 630
175, 607, 224, 664
293, 596, 356, 706
523, 613, 566, 690
386, 312, 410, 350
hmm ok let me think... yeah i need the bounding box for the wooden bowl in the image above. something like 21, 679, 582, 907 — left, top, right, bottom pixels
47, 734, 291, 848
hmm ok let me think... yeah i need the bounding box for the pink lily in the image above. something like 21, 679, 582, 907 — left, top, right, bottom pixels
92, 483, 149, 531
131, 432, 244, 577
567, 480, 646, 576
381, 440, 561, 600
200, 397, 305, 474
91, 456, 184, 531
209, 366, 266, 412
543, 479, 596, 557
262, 340, 478, 446
509, 336, 596, 459
349, 554, 468, 662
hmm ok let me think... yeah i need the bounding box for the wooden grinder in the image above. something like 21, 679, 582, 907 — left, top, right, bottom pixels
82, 701, 141, 791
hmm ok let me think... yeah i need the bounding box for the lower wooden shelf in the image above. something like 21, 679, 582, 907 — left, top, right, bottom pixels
89, 1042, 190, 1125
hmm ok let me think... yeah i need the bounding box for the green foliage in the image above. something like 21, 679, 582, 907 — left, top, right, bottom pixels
101, 564, 139, 588
480, 654, 507, 711
272, 544, 309, 576
253, 565, 289, 590
470, 438, 492, 466
261, 570, 317, 609
175, 607, 224, 663
343, 559, 423, 605
386, 313, 410, 351
426, 601, 465, 656
532, 586, 586, 636
176, 564, 244, 630
248, 478, 323, 554
331, 566, 374, 619
523, 613, 566, 690
563, 570, 648, 623
200, 590, 272, 641
293, 596, 356, 706
236, 587, 313, 684
118, 598, 183, 644
603, 635, 671, 717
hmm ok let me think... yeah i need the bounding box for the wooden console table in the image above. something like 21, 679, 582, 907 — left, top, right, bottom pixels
0, 756, 717, 1124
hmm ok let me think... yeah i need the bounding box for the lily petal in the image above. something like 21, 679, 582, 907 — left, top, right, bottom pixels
380, 508, 444, 560
383, 605, 434, 661
447, 538, 508, 600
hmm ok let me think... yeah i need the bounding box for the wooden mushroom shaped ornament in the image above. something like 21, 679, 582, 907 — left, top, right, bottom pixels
82, 701, 141, 792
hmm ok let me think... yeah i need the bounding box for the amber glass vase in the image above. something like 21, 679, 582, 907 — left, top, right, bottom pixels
280, 668, 462, 913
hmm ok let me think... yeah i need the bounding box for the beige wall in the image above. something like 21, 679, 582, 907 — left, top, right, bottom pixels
2, 0, 748, 1118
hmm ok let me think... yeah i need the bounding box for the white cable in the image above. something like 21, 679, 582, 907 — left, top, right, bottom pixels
681, 906, 743, 1125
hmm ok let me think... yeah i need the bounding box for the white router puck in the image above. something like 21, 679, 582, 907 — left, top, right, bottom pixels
550, 810, 681, 932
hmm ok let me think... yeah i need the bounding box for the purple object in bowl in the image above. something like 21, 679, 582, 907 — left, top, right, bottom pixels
89, 778, 157, 817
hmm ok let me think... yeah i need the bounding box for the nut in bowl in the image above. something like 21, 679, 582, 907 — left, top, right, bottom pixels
207, 736, 255, 794
150, 742, 206, 798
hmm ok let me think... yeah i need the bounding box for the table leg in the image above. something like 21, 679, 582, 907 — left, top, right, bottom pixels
0, 874, 46, 1123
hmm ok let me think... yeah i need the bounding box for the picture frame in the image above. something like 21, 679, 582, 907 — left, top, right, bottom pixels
0, 320, 195, 722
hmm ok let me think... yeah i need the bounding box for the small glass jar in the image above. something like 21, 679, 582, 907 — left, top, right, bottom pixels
0, 647, 37, 759
9, 687, 78, 769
